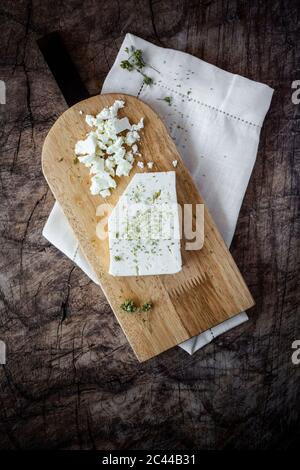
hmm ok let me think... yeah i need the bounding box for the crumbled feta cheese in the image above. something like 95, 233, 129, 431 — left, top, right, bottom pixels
97, 108, 110, 120
89, 158, 105, 175
105, 157, 116, 174
131, 118, 144, 131
99, 189, 111, 198
126, 151, 134, 163
172, 160, 178, 167
75, 100, 144, 197
97, 100, 125, 120
85, 114, 97, 127
106, 137, 124, 155
147, 161, 154, 169
137, 161, 144, 169
116, 159, 132, 177
111, 117, 131, 134
97, 133, 111, 148
75, 134, 98, 155
132, 144, 138, 154
78, 154, 97, 167
90, 172, 116, 195
114, 148, 127, 164
125, 130, 140, 146
79, 110, 83, 115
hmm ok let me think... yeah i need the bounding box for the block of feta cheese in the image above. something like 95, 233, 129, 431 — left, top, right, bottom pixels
108, 171, 182, 276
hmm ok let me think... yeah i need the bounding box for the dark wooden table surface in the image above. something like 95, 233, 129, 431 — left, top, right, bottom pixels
0, 0, 299, 450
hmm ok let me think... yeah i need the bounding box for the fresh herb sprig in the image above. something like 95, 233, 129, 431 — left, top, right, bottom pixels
158, 96, 172, 106
152, 190, 161, 202
120, 299, 153, 313
141, 302, 153, 312
120, 47, 158, 85
120, 299, 138, 312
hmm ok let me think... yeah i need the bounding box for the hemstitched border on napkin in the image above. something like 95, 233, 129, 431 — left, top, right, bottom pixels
155, 82, 262, 128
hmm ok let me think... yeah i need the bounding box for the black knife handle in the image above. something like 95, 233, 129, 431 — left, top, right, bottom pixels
37, 31, 90, 107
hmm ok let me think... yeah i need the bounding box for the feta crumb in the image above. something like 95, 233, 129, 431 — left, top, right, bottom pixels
111, 117, 131, 134
125, 130, 140, 146
85, 114, 96, 127
75, 134, 98, 155
132, 144, 138, 154
99, 189, 111, 198
137, 161, 144, 169
97, 100, 125, 120
79, 110, 83, 115
105, 157, 116, 174
90, 172, 116, 195
131, 118, 144, 131
172, 160, 178, 168
116, 159, 133, 177
78, 154, 97, 167
147, 162, 154, 169
106, 137, 124, 155
126, 151, 134, 163
89, 158, 105, 175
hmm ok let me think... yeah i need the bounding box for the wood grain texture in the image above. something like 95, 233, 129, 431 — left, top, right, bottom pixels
0, 0, 299, 449
42, 93, 254, 361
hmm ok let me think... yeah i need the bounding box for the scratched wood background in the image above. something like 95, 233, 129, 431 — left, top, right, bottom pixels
0, 0, 299, 450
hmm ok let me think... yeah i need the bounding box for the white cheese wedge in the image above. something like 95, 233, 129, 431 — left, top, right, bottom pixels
108, 171, 182, 276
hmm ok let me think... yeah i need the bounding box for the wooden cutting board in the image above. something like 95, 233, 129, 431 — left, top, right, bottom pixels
42, 93, 254, 362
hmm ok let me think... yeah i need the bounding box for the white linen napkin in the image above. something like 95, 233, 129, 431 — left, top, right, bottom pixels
43, 33, 273, 355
